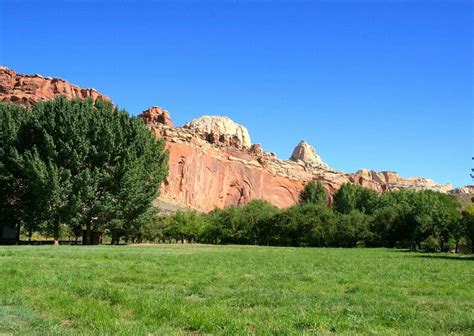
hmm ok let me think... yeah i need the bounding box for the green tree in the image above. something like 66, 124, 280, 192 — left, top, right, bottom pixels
299, 180, 328, 207
335, 210, 372, 247
333, 183, 358, 214
333, 183, 379, 215
462, 205, 474, 253
430, 193, 461, 251
0, 103, 46, 241
0, 97, 168, 244
238, 199, 280, 245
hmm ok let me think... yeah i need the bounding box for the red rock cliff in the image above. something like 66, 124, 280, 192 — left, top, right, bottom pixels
1, 67, 454, 212
141, 112, 452, 212
0, 66, 111, 106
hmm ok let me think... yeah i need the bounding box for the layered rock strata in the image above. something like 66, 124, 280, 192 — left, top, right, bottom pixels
143, 111, 452, 212
0, 66, 455, 212
0, 66, 110, 106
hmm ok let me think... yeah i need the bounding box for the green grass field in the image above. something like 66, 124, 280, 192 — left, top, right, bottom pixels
0, 245, 472, 335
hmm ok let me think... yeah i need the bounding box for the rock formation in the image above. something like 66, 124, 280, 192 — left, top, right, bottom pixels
182, 115, 251, 149
449, 186, 474, 207
0, 66, 458, 212
141, 109, 452, 211
0, 66, 110, 106
449, 185, 474, 194
140, 106, 174, 128
290, 140, 329, 169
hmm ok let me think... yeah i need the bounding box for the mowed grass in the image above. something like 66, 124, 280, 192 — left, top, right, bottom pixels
0, 245, 473, 335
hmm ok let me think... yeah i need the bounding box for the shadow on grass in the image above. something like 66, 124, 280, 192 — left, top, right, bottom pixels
412, 254, 474, 261
393, 249, 474, 261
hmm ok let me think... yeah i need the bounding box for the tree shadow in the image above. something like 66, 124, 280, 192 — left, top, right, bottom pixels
412, 254, 474, 261
392, 249, 474, 261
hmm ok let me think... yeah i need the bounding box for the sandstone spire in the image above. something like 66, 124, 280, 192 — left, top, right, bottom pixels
290, 140, 329, 169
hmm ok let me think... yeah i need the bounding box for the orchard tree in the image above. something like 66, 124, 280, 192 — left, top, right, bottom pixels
333, 183, 358, 214
238, 199, 280, 245
299, 180, 328, 207
0, 97, 168, 244
462, 205, 474, 253
0, 103, 31, 241
431, 193, 461, 251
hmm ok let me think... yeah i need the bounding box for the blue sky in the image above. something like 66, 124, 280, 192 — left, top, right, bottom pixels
1, 1, 472, 187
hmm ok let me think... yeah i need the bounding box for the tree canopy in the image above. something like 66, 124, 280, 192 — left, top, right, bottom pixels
299, 180, 328, 207
0, 97, 168, 244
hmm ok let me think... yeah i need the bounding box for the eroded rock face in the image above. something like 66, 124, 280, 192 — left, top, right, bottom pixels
1, 66, 456, 212
182, 115, 252, 149
290, 140, 329, 169
143, 112, 452, 211
449, 186, 474, 194
0, 66, 111, 106
140, 106, 174, 128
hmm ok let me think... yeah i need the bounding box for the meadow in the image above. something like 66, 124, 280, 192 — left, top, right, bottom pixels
0, 245, 472, 335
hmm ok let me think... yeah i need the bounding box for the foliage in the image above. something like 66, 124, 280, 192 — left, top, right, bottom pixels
333, 183, 379, 214
0, 98, 168, 244
462, 205, 474, 252
298, 180, 328, 207
157, 186, 467, 252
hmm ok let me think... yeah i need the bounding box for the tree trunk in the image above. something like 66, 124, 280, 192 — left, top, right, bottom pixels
84, 222, 92, 245
415, 241, 421, 251
53, 223, 60, 246
15, 223, 21, 245
111, 232, 117, 245
440, 240, 444, 252
455, 239, 459, 254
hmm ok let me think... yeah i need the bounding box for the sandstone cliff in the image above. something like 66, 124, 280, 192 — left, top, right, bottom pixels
0, 67, 456, 212
0, 66, 111, 106
141, 110, 452, 212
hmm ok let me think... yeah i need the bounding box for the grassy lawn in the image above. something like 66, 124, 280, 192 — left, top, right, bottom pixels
0, 245, 472, 335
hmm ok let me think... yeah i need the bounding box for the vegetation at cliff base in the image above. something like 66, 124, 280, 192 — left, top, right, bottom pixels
156, 183, 472, 253
0, 245, 472, 335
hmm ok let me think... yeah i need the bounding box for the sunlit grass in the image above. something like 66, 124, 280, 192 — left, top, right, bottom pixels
0, 245, 472, 335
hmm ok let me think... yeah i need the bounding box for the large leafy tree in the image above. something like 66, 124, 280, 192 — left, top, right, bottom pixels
333, 183, 358, 214
299, 180, 328, 207
333, 183, 379, 215
0, 97, 168, 244
0, 103, 36, 241
462, 205, 474, 253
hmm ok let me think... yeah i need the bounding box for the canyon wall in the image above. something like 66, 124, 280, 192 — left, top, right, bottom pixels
1, 66, 457, 212
141, 107, 453, 212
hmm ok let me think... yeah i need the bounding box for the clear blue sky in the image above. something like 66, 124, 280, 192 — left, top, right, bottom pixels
1, 1, 472, 187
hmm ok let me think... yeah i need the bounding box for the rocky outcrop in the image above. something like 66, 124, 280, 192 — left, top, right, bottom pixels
290, 140, 329, 169
144, 112, 452, 211
449, 185, 474, 194
140, 106, 174, 128
1, 67, 456, 212
0, 66, 110, 106
182, 115, 251, 149
449, 185, 474, 206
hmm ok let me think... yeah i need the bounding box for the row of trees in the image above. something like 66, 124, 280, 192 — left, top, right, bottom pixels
148, 182, 473, 252
0, 98, 168, 244
1, 97, 470, 251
